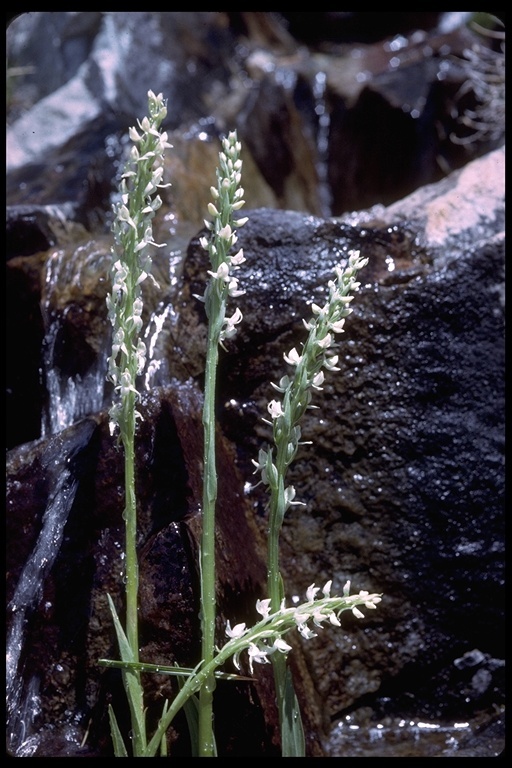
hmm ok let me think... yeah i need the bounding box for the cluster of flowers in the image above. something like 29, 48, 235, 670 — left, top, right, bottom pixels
106, 90, 172, 435
223, 580, 381, 675
252, 250, 369, 519
196, 131, 248, 347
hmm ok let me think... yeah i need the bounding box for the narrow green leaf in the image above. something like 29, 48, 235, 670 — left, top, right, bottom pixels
281, 665, 305, 757
106, 594, 134, 664
177, 674, 200, 756
106, 594, 147, 753
159, 701, 169, 757
108, 704, 129, 757
98, 657, 253, 681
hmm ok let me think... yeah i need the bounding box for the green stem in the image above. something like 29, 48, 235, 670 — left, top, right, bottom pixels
267, 476, 285, 611
123, 393, 139, 656
267, 453, 292, 745
122, 390, 147, 756
198, 318, 222, 757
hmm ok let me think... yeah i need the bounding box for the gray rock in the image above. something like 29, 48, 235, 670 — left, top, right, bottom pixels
7, 12, 503, 216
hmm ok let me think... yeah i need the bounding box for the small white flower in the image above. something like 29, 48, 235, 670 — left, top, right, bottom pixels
221, 307, 243, 340
311, 302, 326, 316
142, 195, 165, 215
270, 375, 291, 393
267, 400, 284, 419
218, 224, 233, 243
129, 126, 143, 142
343, 580, 351, 596
330, 319, 346, 334
269, 637, 292, 654
296, 621, 317, 640
284, 347, 302, 366
117, 204, 138, 231
111, 328, 127, 357
316, 333, 333, 349
284, 485, 305, 507
118, 370, 137, 398
143, 180, 156, 197
230, 248, 246, 266
348, 249, 364, 266
256, 598, 272, 619
247, 643, 270, 673
323, 355, 340, 372
112, 260, 129, 294
312, 371, 325, 390
132, 297, 143, 316
128, 313, 143, 334
208, 262, 230, 281
312, 610, 326, 628
306, 584, 320, 602
322, 580, 332, 597
139, 115, 151, 133
226, 620, 247, 639
136, 340, 146, 374
252, 447, 268, 473
352, 606, 365, 619
227, 277, 245, 297
361, 593, 382, 609
156, 132, 172, 154
251, 448, 277, 487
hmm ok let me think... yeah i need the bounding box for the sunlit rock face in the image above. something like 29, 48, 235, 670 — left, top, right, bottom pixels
6, 11, 504, 758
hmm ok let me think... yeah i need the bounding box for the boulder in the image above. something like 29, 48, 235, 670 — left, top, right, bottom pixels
6, 146, 504, 756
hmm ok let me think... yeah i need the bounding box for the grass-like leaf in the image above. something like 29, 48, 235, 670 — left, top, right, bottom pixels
108, 704, 128, 757
281, 664, 305, 756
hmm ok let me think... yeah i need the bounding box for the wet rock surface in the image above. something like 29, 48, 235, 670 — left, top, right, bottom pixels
174, 149, 505, 734
6, 12, 504, 758
7, 12, 504, 220
6, 387, 297, 757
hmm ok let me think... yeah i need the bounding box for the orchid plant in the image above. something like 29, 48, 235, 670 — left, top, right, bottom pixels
101, 91, 381, 758
104, 90, 172, 757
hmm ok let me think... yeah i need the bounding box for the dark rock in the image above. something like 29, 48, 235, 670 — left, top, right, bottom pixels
7, 205, 66, 259
275, 12, 446, 45
7, 383, 321, 756
6, 249, 47, 448
6, 142, 504, 755
5, 11, 504, 757
173, 146, 505, 740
